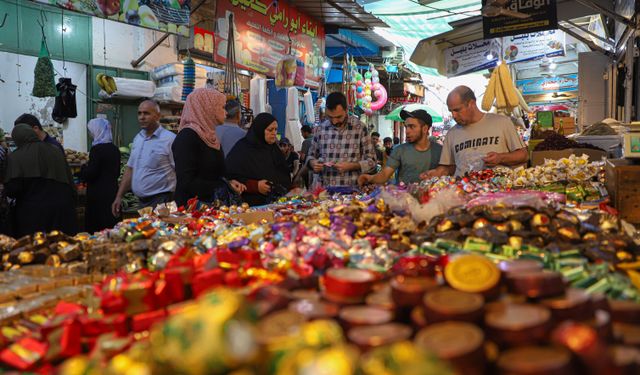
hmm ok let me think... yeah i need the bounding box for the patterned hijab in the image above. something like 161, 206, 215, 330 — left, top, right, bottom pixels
179, 88, 226, 149
87, 118, 113, 146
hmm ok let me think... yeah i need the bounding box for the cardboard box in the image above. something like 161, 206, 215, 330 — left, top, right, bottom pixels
231, 211, 275, 224
530, 148, 607, 166
605, 159, 640, 224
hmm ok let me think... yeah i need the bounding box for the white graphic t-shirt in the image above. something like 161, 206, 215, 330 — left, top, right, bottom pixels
440, 113, 526, 176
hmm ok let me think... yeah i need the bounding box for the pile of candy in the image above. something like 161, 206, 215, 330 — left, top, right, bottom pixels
0, 185, 636, 372
494, 154, 602, 188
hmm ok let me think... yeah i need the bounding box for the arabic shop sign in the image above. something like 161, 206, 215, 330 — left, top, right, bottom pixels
503, 30, 565, 64
33, 0, 190, 36
214, 0, 326, 88
516, 74, 578, 96
444, 30, 566, 77
482, 0, 557, 39
445, 39, 501, 77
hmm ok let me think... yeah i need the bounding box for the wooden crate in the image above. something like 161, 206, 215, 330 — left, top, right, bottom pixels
605, 159, 640, 224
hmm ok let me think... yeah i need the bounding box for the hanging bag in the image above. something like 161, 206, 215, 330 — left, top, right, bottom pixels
52, 78, 78, 123
32, 38, 56, 98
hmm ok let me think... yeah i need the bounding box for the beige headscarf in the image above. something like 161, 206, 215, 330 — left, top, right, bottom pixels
179, 88, 226, 149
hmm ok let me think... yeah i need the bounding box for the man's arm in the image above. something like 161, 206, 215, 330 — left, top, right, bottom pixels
421, 165, 455, 179
112, 167, 133, 216
357, 127, 377, 173
358, 166, 395, 186
483, 148, 528, 167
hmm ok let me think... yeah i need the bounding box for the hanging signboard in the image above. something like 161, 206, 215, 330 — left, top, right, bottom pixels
444, 30, 566, 77
503, 30, 565, 63
214, 0, 325, 88
482, 0, 557, 39
32, 0, 190, 36
516, 74, 578, 96
444, 39, 501, 77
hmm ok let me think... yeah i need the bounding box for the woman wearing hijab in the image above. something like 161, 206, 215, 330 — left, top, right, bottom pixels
172, 88, 246, 207
5, 124, 77, 236
77, 118, 120, 233
226, 113, 291, 206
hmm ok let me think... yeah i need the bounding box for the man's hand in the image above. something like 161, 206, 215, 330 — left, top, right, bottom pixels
420, 170, 439, 180
483, 152, 503, 167
357, 174, 373, 187
310, 160, 324, 173
258, 180, 272, 195
334, 161, 355, 173
111, 196, 122, 217
229, 180, 246, 194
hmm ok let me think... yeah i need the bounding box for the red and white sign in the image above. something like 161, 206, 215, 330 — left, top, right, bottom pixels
215, 0, 326, 87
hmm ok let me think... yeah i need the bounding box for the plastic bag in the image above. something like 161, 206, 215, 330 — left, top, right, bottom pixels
275, 56, 297, 88
294, 59, 305, 87
32, 40, 56, 98
52, 78, 77, 123
466, 190, 566, 209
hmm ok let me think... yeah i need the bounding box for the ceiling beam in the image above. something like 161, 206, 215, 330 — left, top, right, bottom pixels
574, 0, 635, 27
325, 0, 371, 30
558, 24, 610, 56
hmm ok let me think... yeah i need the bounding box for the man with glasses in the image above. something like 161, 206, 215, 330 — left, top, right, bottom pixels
424, 85, 527, 178
307, 92, 376, 187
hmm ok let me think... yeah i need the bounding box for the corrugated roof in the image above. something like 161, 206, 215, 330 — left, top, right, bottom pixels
288, 0, 387, 29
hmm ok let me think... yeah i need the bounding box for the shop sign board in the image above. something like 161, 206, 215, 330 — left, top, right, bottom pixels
444, 30, 565, 77
445, 39, 501, 77
516, 74, 578, 96
214, 0, 326, 88
503, 30, 565, 64
482, 0, 558, 39
32, 0, 190, 36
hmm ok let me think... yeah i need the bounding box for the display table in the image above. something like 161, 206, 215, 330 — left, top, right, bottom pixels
605, 159, 640, 224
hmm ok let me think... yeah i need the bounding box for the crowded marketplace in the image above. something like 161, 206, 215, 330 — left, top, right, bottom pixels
0, 0, 640, 373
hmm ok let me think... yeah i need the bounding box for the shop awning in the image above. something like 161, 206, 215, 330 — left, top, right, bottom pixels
288, 0, 388, 29
409, 0, 622, 74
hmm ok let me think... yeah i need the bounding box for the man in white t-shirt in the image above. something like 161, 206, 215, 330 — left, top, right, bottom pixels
423, 86, 528, 178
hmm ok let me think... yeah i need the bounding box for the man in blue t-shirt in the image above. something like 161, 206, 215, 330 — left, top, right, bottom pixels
358, 109, 442, 186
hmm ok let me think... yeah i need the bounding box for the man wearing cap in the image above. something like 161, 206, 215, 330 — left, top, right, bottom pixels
358, 109, 442, 186
278, 137, 299, 175
424, 86, 527, 178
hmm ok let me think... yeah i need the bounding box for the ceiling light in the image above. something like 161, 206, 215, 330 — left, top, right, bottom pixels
496, 60, 502, 66
549, 62, 557, 70
486, 53, 493, 61
322, 61, 330, 69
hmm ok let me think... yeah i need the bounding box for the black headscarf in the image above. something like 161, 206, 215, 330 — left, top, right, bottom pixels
5, 124, 74, 187
225, 113, 291, 205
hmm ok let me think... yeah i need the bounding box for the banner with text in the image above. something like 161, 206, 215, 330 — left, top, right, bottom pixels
445, 39, 501, 77
516, 74, 578, 96
33, 0, 190, 36
214, 0, 325, 88
444, 30, 566, 77
503, 30, 565, 63
482, 0, 557, 39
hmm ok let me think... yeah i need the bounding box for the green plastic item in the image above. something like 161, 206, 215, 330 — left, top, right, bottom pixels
32, 39, 57, 98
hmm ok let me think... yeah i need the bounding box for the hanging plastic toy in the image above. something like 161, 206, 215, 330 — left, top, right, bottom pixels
369, 66, 388, 111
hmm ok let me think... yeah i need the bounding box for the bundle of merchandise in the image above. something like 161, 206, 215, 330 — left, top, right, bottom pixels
151, 63, 207, 103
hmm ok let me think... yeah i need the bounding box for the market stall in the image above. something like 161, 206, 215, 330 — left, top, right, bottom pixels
0, 157, 638, 373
